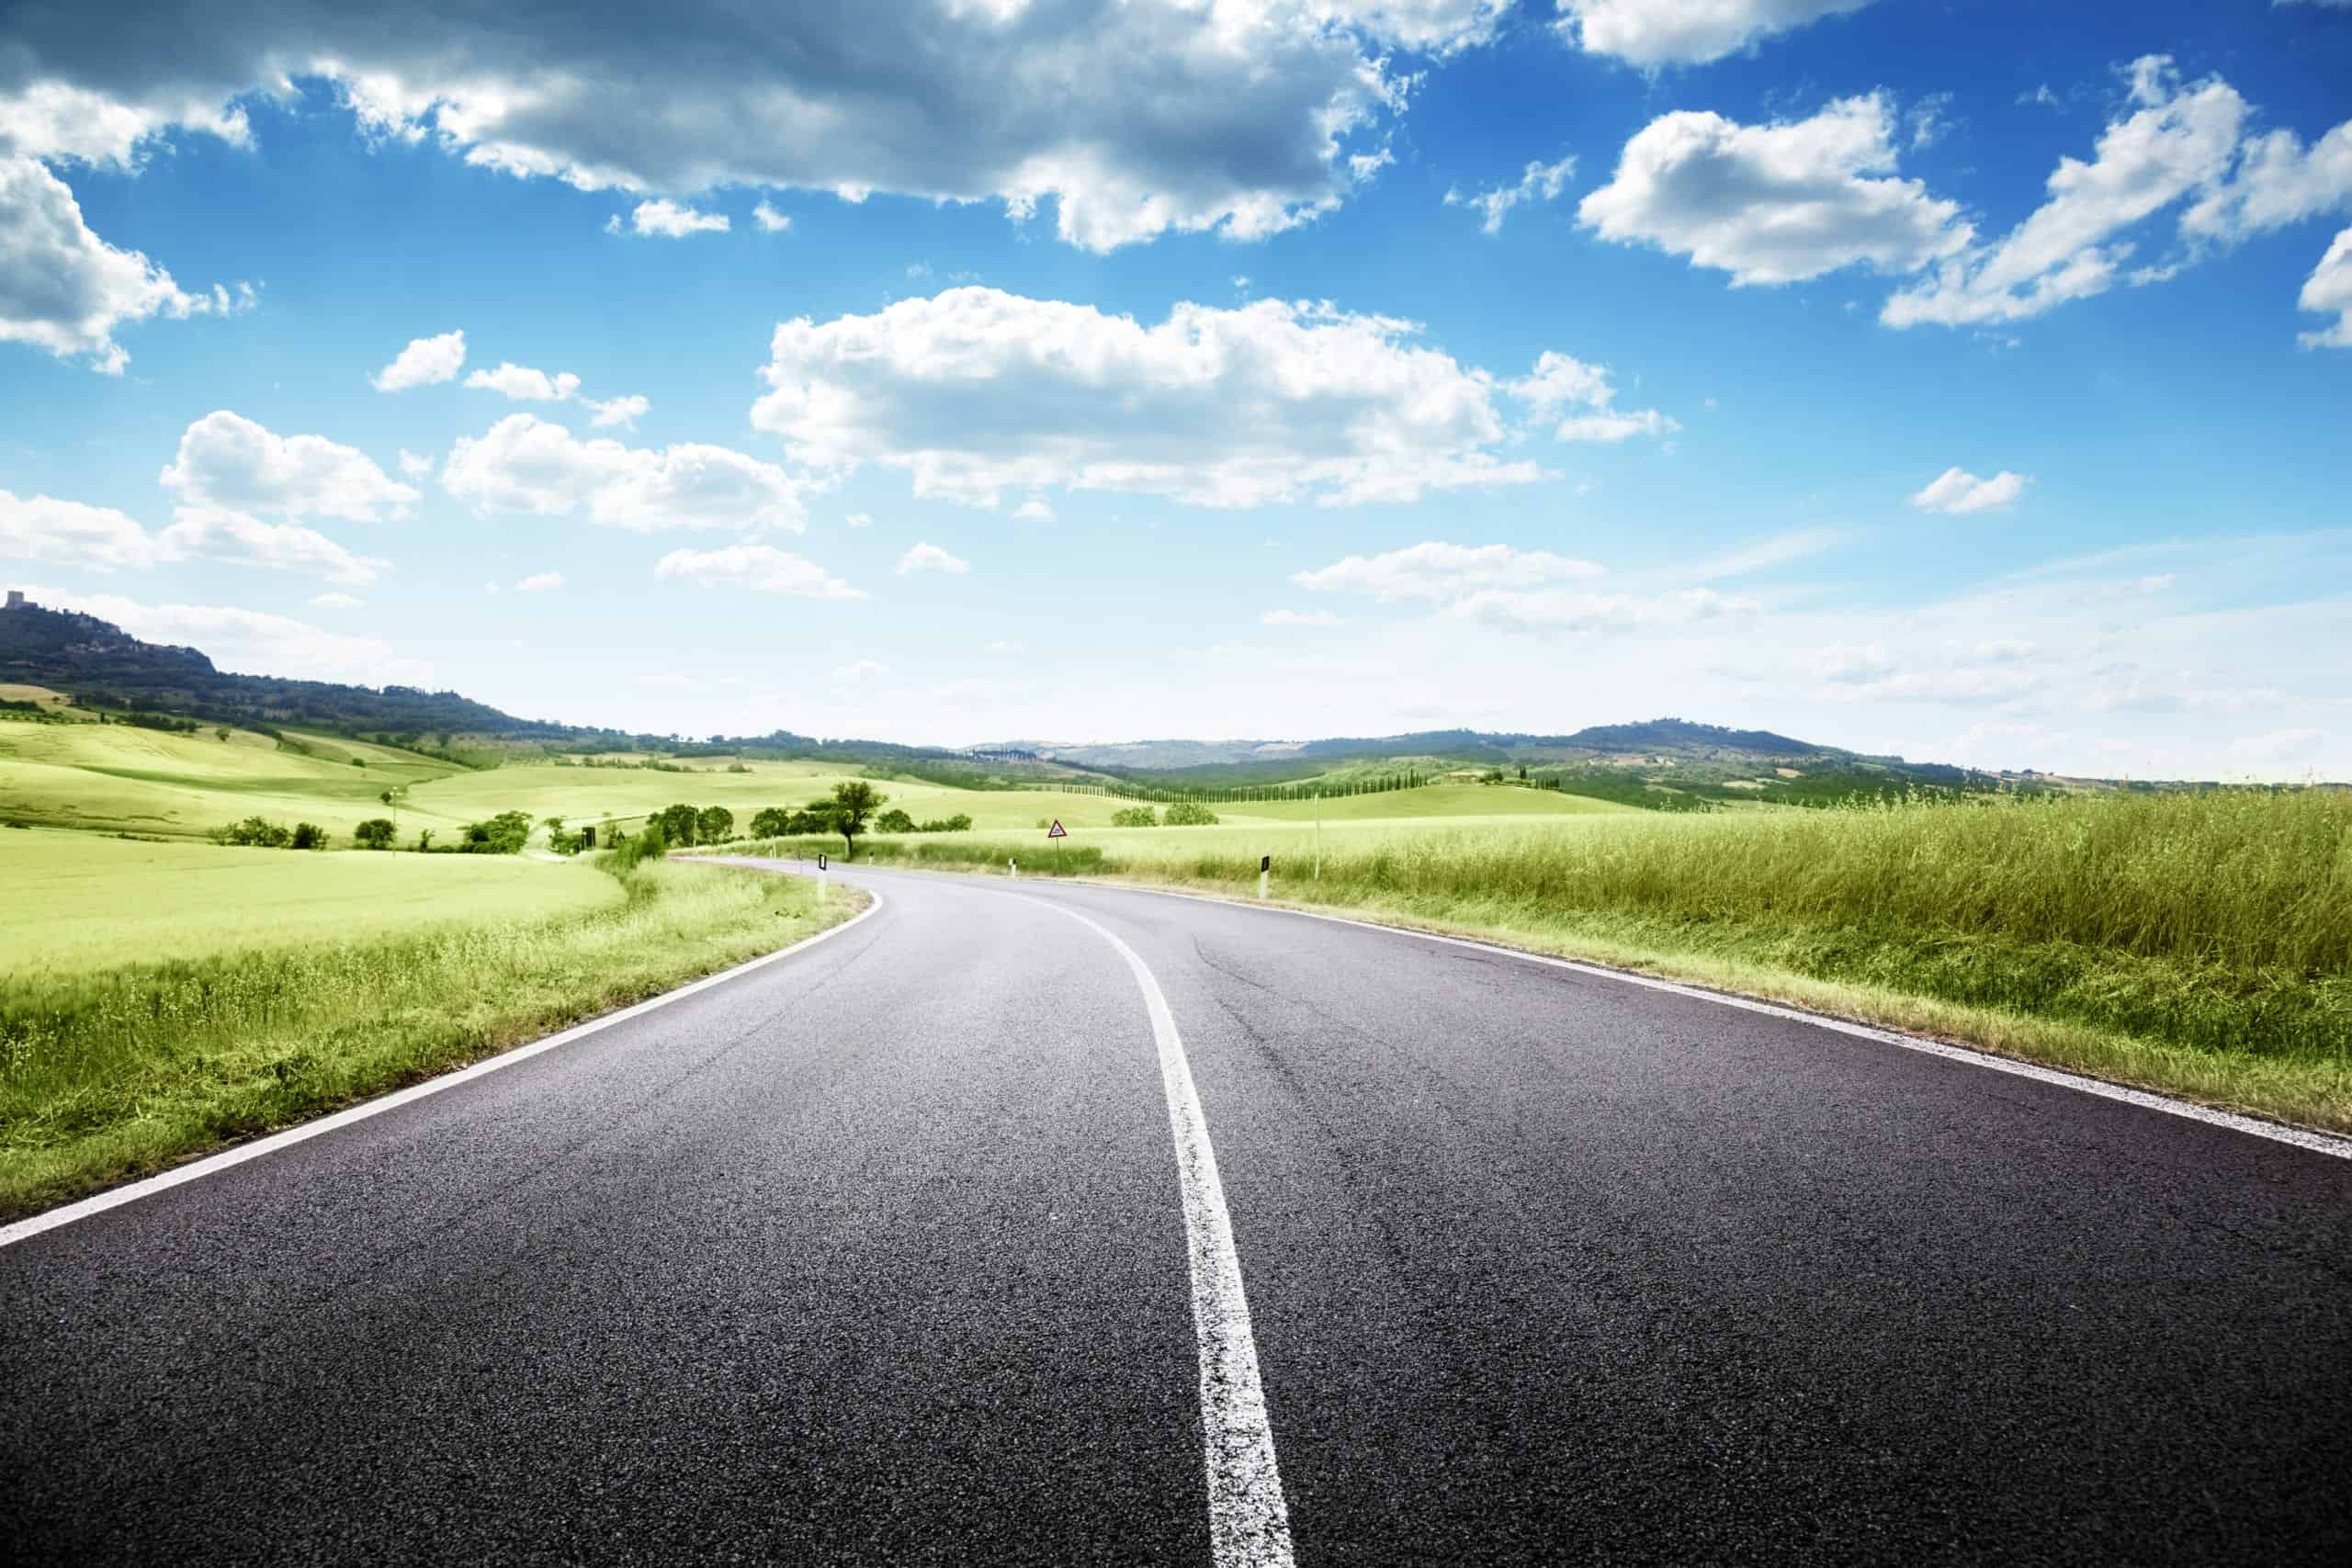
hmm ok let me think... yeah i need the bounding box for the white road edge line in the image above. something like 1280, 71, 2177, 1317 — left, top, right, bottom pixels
0, 887, 886, 1250
1012, 893, 1296, 1568
862, 866, 2352, 1164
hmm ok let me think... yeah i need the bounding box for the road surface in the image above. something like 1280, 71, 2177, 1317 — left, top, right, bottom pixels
6, 861, 2349, 1563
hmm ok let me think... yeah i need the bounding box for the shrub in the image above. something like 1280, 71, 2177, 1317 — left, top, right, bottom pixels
289, 822, 330, 851
354, 818, 398, 851
750, 807, 793, 838
1111, 806, 1159, 828
876, 808, 917, 833
457, 810, 533, 854
211, 817, 293, 849
696, 806, 735, 843
918, 813, 974, 832
1162, 801, 1220, 827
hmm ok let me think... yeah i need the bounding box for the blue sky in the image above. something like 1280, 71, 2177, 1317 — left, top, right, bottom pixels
3, 0, 2347, 777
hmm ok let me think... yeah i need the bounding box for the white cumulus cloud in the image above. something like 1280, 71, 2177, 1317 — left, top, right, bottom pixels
1909, 467, 2029, 514
309, 591, 362, 610
1507, 350, 1679, 443
155, 506, 390, 584
371, 329, 466, 390
2296, 227, 2352, 348
0, 155, 239, 373
611, 198, 730, 238
897, 542, 970, 575
751, 287, 1577, 510
0, 489, 159, 570
0, 2, 1498, 254
654, 544, 864, 598
516, 570, 563, 592
396, 448, 435, 479
1555, 0, 1875, 67
752, 201, 792, 232
159, 411, 419, 522
465, 362, 582, 401
442, 413, 805, 533
1579, 95, 1971, 287
583, 393, 650, 429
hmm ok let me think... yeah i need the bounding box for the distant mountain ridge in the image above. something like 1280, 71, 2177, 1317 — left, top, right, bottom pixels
4, 590, 1989, 790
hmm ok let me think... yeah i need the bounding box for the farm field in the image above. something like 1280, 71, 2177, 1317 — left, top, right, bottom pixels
0, 828, 623, 974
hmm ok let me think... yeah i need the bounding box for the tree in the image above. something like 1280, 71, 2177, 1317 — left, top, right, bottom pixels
214, 727, 231, 742
750, 807, 792, 839
291, 822, 329, 851
1162, 800, 1220, 826
1111, 806, 1158, 827
458, 810, 533, 853
876, 807, 916, 834
416, 828, 435, 852
355, 818, 397, 851
696, 805, 735, 843
830, 780, 882, 856
379, 784, 409, 832
919, 813, 974, 832
655, 802, 701, 846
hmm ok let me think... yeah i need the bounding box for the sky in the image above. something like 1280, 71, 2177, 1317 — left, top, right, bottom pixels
2, 1, 2347, 780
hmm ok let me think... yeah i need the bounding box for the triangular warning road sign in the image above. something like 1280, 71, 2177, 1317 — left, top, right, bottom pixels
1046, 819, 1068, 838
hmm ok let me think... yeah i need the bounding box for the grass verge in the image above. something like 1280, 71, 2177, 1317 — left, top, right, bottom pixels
741, 788, 2352, 1135
0, 860, 863, 1219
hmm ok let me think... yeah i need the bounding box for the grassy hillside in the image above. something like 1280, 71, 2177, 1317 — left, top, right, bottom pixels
0, 714, 458, 840
0, 829, 624, 973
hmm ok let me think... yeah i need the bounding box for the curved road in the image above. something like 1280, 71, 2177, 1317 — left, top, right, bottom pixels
6, 861, 2349, 1563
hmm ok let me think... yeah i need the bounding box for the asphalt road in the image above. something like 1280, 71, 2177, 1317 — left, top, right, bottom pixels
6, 861, 2350, 1564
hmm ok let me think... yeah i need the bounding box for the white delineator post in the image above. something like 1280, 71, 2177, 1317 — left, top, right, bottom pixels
1009, 858, 1018, 880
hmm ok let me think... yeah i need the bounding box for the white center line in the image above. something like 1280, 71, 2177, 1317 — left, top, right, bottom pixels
1015, 894, 1296, 1568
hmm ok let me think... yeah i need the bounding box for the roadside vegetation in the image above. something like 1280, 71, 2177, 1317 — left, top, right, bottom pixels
740, 788, 2352, 1134
0, 852, 860, 1216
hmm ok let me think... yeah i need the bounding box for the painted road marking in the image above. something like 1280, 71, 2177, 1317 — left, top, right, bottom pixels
1012, 894, 1296, 1568
1034, 877, 2352, 1164
0, 889, 887, 1250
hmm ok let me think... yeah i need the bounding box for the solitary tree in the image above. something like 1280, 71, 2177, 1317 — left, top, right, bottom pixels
655, 802, 701, 846
355, 818, 397, 851
830, 780, 883, 857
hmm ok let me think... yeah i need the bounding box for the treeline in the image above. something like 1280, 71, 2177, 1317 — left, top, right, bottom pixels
1055, 771, 1430, 806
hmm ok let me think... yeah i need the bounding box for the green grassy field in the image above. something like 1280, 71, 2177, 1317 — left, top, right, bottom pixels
0, 715, 458, 840
743, 787, 2352, 1134
0, 857, 861, 1216
0, 828, 624, 973
7, 702, 2343, 1211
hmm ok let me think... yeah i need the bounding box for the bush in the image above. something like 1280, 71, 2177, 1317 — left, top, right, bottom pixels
211, 817, 293, 849
1162, 800, 1220, 826
1111, 806, 1159, 828
601, 824, 669, 873
290, 822, 330, 851
749, 807, 792, 838
456, 810, 533, 854
918, 813, 974, 832
655, 803, 702, 847
876, 808, 917, 834
354, 818, 398, 851
696, 806, 735, 843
